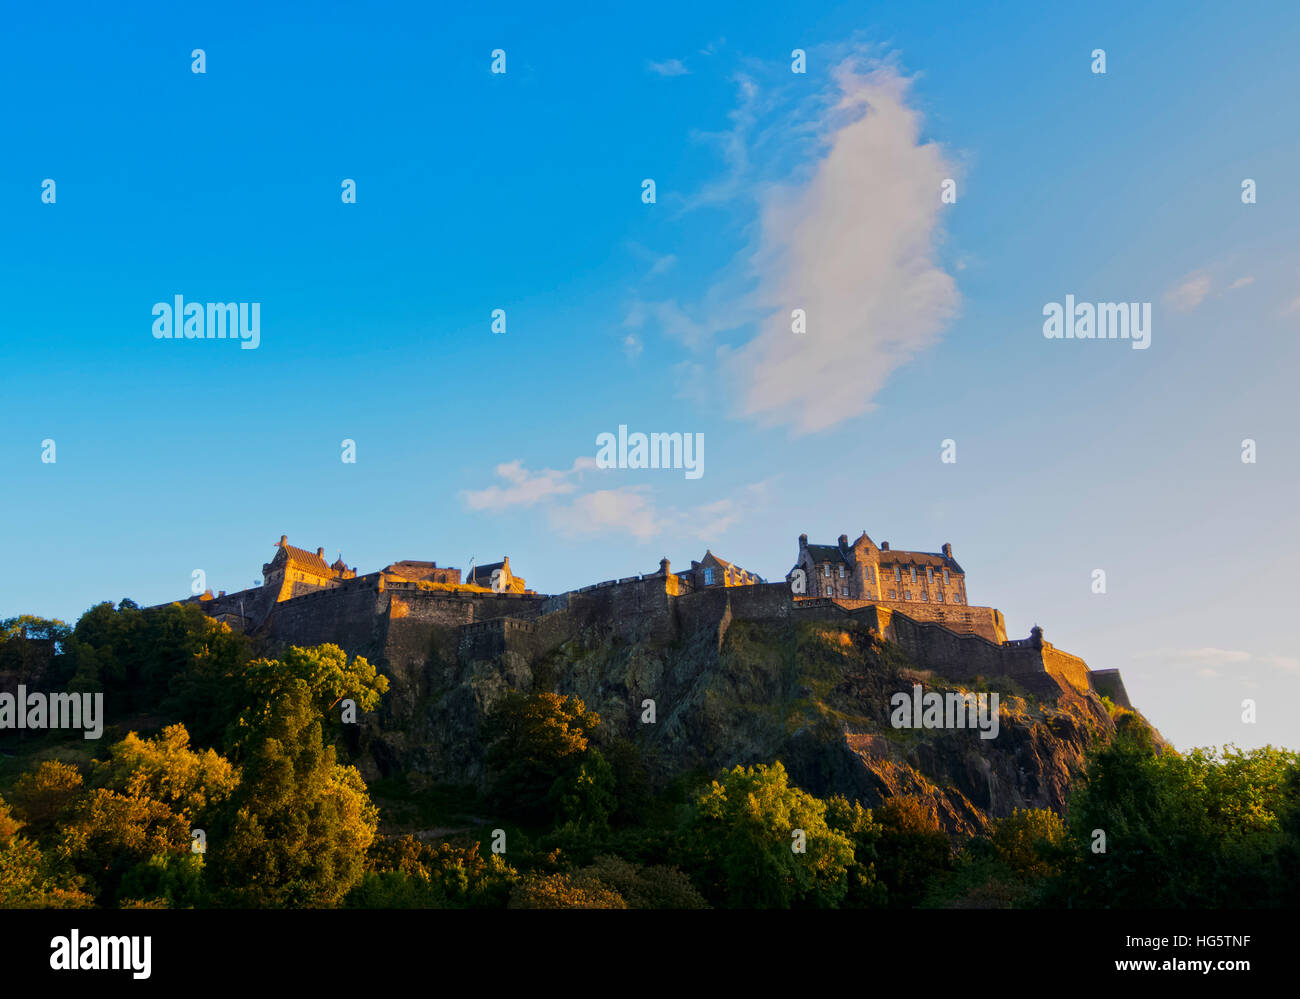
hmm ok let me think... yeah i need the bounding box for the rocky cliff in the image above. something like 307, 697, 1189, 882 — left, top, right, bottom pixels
345, 596, 1145, 836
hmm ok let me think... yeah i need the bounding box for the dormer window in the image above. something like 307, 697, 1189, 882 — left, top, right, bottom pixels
910, 567, 917, 582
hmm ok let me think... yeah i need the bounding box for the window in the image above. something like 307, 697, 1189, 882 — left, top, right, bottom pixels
894, 566, 901, 581
703, 568, 713, 585
921, 590, 928, 602
840, 587, 848, 597
904, 589, 911, 601
926, 567, 933, 583
838, 565, 845, 578
824, 584, 833, 597
910, 567, 917, 582
943, 569, 950, 584
823, 564, 831, 578
866, 567, 873, 582
937, 591, 944, 603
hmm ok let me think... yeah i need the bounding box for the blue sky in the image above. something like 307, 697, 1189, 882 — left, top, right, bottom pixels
3, 0, 1298, 751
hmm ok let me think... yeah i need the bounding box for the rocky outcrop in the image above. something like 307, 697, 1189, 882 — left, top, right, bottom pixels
341, 598, 1148, 835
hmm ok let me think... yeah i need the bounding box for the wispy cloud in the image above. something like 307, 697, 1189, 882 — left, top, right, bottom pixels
632, 50, 962, 434
729, 58, 960, 433
1228, 275, 1255, 290
1134, 647, 1299, 676
1164, 271, 1212, 312
647, 58, 689, 77
460, 458, 595, 511
464, 457, 772, 544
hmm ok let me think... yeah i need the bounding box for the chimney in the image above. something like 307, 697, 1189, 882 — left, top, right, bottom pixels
942, 543, 953, 559
881, 542, 890, 551
279, 535, 287, 547
838, 534, 849, 549
317, 547, 325, 558
798, 533, 808, 549
659, 557, 671, 576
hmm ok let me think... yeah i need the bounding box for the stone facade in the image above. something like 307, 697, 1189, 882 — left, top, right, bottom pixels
675, 550, 763, 590
158, 531, 1123, 704
791, 531, 967, 606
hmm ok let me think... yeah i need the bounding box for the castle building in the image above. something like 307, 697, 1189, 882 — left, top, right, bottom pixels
676, 550, 764, 590
380, 560, 462, 585
464, 556, 529, 594
262, 535, 356, 602
791, 532, 967, 606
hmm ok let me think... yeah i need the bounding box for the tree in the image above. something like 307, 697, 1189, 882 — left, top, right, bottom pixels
0, 795, 93, 909
206, 679, 379, 907
1045, 729, 1299, 908
484, 691, 605, 824
825, 795, 888, 907
873, 796, 953, 908
682, 761, 855, 908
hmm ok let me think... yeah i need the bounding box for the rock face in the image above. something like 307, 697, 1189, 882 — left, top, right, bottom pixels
325, 590, 1141, 836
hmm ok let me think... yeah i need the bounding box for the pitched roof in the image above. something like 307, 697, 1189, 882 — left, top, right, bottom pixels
877, 549, 964, 573
466, 561, 506, 585
804, 544, 849, 563
281, 543, 333, 576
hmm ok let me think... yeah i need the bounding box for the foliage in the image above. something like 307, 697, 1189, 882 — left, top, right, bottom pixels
873, 795, 953, 908
681, 761, 855, 908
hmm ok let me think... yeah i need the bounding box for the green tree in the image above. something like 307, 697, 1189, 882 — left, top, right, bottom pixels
825, 795, 888, 907
1045, 727, 1299, 908
484, 691, 605, 824
682, 761, 855, 908
873, 796, 953, 908
206, 679, 379, 907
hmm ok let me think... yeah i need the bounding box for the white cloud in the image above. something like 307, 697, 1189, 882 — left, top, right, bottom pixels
550, 487, 661, 541
1134, 647, 1298, 675
726, 60, 960, 433
460, 458, 594, 511
1164, 271, 1212, 312
1228, 275, 1255, 290
648, 58, 689, 77
623, 333, 643, 360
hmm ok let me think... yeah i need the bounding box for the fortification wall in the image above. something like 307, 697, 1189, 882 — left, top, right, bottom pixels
563, 575, 677, 643
1042, 644, 1093, 695
261, 580, 389, 661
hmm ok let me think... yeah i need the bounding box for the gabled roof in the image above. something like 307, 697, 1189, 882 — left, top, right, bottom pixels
466, 561, 507, 585
877, 549, 964, 574
280, 543, 333, 576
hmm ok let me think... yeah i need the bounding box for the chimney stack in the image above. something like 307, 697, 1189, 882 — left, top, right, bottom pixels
942, 543, 953, 559
881, 542, 890, 551
279, 535, 287, 547
317, 547, 325, 558
798, 533, 808, 548
838, 534, 848, 549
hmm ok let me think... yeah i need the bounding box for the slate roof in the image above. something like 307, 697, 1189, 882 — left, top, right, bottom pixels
281, 543, 333, 576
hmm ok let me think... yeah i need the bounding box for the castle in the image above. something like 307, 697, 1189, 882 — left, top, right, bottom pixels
163, 530, 1130, 710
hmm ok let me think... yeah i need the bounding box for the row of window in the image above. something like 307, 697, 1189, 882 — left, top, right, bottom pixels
819, 563, 955, 589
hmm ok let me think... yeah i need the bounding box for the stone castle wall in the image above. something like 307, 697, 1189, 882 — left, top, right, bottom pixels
249, 571, 1120, 705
